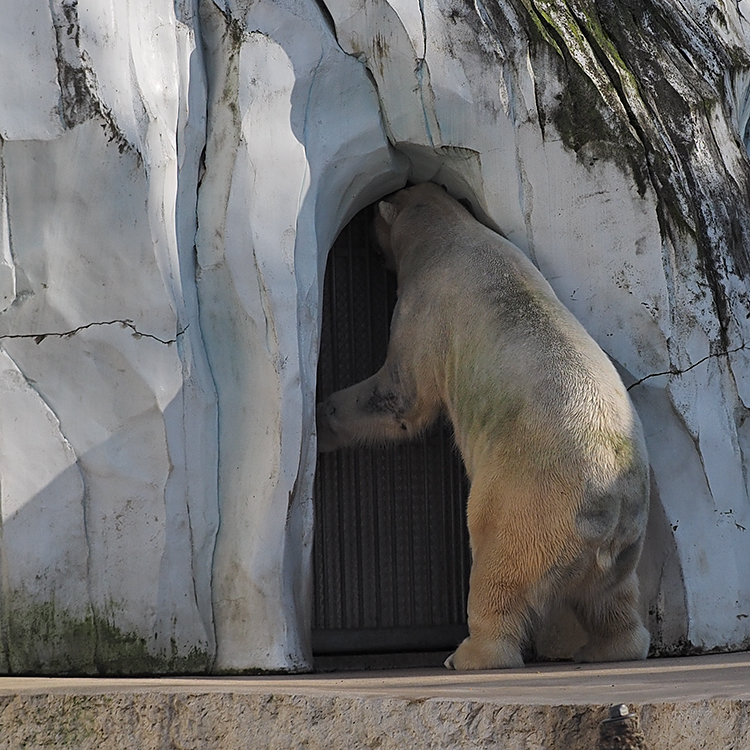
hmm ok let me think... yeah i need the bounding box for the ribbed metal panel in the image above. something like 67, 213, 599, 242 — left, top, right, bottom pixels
313, 206, 471, 655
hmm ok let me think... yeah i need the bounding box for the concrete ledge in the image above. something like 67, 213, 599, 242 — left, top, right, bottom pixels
1, 652, 748, 749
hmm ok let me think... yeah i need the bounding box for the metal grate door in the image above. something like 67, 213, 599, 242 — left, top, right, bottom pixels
312, 205, 471, 656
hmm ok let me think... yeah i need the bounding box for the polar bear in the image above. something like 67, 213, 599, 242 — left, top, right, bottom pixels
316, 182, 650, 669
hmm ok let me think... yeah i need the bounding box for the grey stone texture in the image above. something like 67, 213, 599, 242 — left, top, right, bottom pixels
1, 653, 749, 749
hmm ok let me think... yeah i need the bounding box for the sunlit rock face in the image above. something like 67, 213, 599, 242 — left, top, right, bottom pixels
0, 0, 218, 674
1, 0, 750, 674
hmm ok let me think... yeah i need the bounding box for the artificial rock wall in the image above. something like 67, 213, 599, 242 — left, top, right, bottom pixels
1, 0, 749, 674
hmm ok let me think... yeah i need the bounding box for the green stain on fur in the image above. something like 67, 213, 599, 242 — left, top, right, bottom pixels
605, 431, 635, 465
447, 348, 525, 445
454, 380, 522, 438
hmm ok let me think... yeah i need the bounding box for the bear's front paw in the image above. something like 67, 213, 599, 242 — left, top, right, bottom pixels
316, 401, 339, 453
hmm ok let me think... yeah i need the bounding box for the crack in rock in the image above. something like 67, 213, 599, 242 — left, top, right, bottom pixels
627, 342, 747, 390
0, 319, 186, 346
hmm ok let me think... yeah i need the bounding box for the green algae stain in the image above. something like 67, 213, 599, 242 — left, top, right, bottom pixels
6, 595, 98, 676
518, 0, 564, 56
3, 593, 211, 676
518, 0, 651, 192
95, 616, 212, 676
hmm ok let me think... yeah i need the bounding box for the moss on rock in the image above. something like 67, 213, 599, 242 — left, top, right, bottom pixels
3, 592, 211, 676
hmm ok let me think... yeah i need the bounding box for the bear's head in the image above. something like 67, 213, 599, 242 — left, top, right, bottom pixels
374, 183, 455, 271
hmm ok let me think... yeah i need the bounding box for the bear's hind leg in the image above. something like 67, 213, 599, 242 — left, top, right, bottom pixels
446, 478, 577, 671
446, 520, 545, 670
571, 571, 650, 663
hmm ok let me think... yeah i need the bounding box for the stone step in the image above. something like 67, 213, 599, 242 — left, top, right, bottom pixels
1, 652, 748, 749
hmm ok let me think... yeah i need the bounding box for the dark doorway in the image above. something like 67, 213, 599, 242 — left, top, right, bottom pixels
312, 203, 471, 661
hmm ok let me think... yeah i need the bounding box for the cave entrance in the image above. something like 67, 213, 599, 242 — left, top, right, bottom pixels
312, 202, 471, 666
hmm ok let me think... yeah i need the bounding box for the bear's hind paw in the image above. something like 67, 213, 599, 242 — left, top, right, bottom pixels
574, 624, 650, 663
444, 636, 525, 670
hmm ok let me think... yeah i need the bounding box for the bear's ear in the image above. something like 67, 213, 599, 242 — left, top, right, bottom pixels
378, 200, 398, 226
458, 197, 474, 215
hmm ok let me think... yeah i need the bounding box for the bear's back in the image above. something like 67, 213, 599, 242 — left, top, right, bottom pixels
400, 215, 644, 492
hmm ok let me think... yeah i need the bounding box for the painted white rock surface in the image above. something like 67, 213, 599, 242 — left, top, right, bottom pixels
0, 0, 218, 673
1, 0, 749, 673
